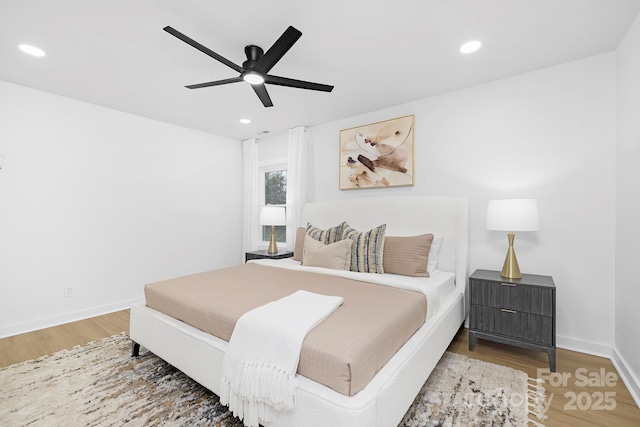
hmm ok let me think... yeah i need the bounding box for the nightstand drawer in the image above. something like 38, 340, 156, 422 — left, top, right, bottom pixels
470, 305, 554, 345
470, 279, 553, 316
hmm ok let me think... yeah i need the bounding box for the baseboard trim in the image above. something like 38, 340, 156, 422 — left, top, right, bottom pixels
556, 334, 612, 358
0, 297, 144, 339
611, 348, 640, 409
556, 334, 639, 409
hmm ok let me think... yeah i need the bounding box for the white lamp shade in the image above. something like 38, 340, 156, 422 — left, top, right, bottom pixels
486, 199, 539, 231
260, 206, 286, 226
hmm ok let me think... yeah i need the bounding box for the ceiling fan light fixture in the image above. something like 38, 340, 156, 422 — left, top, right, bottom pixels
459, 40, 482, 54
19, 44, 46, 57
242, 71, 265, 85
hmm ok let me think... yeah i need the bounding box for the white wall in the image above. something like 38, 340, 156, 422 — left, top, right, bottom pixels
615, 12, 640, 404
307, 53, 616, 354
0, 81, 243, 337
258, 132, 288, 163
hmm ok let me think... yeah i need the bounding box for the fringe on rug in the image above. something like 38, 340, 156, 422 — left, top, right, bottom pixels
527, 377, 548, 427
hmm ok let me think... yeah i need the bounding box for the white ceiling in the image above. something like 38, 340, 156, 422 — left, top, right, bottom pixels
2, 0, 639, 141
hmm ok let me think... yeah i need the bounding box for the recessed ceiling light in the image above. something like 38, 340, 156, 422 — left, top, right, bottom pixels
459, 40, 482, 54
239, 118, 251, 124
19, 44, 46, 57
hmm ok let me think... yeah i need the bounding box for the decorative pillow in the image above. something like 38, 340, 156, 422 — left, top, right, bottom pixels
427, 235, 444, 273
306, 221, 347, 245
293, 227, 306, 262
383, 234, 434, 277
302, 234, 353, 270
341, 223, 386, 273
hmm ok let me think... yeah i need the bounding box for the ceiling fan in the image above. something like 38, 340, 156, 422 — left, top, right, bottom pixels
163, 25, 334, 107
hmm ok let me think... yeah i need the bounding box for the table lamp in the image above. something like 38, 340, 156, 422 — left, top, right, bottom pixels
260, 206, 286, 254
486, 199, 539, 279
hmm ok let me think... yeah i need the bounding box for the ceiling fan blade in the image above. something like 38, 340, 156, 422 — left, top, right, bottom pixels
185, 77, 243, 89
252, 84, 274, 107
265, 75, 334, 92
255, 26, 302, 73
163, 26, 243, 73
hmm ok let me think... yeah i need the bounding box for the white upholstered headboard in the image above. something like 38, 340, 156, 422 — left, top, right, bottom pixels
300, 195, 469, 294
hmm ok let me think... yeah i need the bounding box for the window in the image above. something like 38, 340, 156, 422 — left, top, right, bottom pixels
261, 166, 287, 244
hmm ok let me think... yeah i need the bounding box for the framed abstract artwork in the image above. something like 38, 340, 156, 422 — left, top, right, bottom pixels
339, 115, 415, 190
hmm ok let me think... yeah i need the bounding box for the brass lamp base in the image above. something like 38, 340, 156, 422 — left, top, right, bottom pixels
501, 231, 521, 279
267, 225, 278, 254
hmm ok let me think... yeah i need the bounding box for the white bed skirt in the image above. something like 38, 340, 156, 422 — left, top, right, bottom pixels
130, 290, 464, 427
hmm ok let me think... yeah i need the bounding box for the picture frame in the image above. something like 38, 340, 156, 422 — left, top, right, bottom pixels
339, 115, 415, 190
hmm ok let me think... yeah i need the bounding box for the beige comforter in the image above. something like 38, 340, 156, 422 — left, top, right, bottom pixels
144, 263, 426, 396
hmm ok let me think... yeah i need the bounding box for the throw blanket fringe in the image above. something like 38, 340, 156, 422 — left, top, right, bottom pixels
220, 363, 296, 423
220, 290, 344, 427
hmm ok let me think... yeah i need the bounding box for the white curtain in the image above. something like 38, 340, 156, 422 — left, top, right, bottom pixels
242, 138, 260, 258
285, 126, 308, 251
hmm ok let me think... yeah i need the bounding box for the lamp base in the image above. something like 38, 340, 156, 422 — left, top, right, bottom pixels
267, 225, 278, 254
500, 231, 521, 279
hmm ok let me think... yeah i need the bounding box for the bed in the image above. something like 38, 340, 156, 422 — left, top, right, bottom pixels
129, 195, 469, 427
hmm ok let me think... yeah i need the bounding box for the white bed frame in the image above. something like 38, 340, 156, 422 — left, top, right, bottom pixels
130, 195, 469, 427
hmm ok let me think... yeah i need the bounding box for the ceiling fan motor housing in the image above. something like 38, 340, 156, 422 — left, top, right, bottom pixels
243, 45, 264, 70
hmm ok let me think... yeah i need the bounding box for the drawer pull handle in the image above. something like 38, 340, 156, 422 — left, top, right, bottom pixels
501, 283, 516, 287
501, 309, 516, 314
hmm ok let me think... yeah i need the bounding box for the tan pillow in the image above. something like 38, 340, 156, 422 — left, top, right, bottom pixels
293, 227, 306, 262
383, 234, 434, 277
302, 234, 353, 270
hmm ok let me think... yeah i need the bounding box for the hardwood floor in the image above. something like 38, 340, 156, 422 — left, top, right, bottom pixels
0, 310, 130, 368
1, 310, 638, 426
448, 328, 640, 427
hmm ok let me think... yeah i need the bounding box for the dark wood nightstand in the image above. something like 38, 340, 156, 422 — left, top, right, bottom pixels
469, 269, 556, 371
245, 250, 294, 263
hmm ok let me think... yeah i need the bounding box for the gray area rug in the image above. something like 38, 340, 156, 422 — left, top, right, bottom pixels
0, 333, 547, 426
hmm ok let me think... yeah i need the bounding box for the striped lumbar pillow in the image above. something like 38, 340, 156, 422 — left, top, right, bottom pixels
306, 221, 347, 245
341, 223, 386, 273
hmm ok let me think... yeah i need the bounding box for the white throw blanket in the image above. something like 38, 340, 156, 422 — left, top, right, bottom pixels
220, 290, 344, 427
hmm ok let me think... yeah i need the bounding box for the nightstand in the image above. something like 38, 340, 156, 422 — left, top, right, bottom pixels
245, 250, 294, 263
469, 269, 556, 371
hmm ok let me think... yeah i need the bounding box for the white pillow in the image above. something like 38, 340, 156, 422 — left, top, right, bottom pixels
302, 234, 353, 270
427, 235, 443, 273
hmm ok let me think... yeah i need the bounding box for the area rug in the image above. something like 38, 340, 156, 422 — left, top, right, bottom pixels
0, 333, 547, 426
